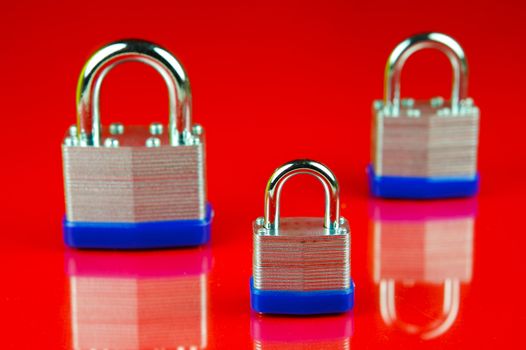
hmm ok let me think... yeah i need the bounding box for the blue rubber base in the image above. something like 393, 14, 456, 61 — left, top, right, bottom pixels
367, 165, 479, 199
63, 203, 213, 249
250, 277, 355, 315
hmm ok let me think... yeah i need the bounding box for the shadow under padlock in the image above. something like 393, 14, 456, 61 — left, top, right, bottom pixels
369, 198, 475, 340
66, 247, 211, 349
251, 312, 354, 349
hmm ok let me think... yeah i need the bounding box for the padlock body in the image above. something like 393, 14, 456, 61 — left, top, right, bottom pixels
251, 217, 354, 315
370, 99, 480, 199
62, 125, 212, 249
63, 126, 206, 223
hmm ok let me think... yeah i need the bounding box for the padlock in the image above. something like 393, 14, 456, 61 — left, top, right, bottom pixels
250, 159, 354, 315
62, 39, 212, 249
370, 199, 475, 339
67, 247, 211, 349
368, 32, 480, 199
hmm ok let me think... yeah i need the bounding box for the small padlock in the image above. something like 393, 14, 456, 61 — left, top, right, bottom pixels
250, 159, 354, 315
370, 199, 474, 339
67, 248, 211, 349
369, 32, 480, 199
62, 39, 212, 249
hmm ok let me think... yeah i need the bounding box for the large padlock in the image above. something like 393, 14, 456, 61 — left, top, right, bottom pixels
250, 159, 354, 315
62, 39, 212, 249
368, 32, 480, 199
370, 199, 475, 339
67, 247, 211, 349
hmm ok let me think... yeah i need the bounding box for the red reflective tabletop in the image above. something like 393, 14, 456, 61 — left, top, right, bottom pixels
0, 0, 524, 348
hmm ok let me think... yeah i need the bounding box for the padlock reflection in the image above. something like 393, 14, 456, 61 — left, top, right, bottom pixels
370, 199, 475, 339
251, 312, 353, 349
67, 247, 211, 349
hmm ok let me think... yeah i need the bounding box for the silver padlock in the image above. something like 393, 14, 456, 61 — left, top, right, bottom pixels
62, 39, 212, 249
369, 32, 480, 199
250, 159, 354, 315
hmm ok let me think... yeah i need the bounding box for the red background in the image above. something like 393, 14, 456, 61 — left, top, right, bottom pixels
0, 0, 525, 348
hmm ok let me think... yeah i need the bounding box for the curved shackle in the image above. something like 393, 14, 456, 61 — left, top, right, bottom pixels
76, 39, 192, 146
379, 279, 460, 340
384, 32, 468, 115
264, 159, 340, 231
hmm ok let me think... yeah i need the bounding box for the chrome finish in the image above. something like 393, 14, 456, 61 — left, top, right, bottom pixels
264, 159, 340, 232
76, 39, 192, 146
384, 32, 468, 115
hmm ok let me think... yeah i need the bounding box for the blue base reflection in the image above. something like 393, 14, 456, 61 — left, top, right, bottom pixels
250, 277, 355, 315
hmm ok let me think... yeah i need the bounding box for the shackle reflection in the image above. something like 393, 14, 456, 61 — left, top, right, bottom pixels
370, 198, 476, 340
66, 247, 211, 349
250, 312, 353, 349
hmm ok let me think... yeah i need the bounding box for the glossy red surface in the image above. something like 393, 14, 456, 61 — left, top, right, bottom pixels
0, 0, 525, 348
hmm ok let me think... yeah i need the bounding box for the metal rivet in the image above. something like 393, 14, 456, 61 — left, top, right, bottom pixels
257, 228, 267, 236
339, 227, 349, 234
401, 98, 415, 108
69, 125, 77, 137
407, 108, 421, 118
149, 123, 163, 135
430, 96, 445, 108
373, 100, 384, 111
462, 97, 474, 107
109, 123, 124, 135
256, 217, 265, 225
192, 124, 203, 136
339, 217, 346, 225
104, 138, 119, 147
437, 107, 451, 116
146, 137, 161, 147
64, 137, 74, 146
79, 132, 89, 146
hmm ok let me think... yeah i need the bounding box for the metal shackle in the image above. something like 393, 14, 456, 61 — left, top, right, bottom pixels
264, 159, 340, 231
76, 39, 192, 146
384, 32, 468, 115
379, 279, 460, 340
